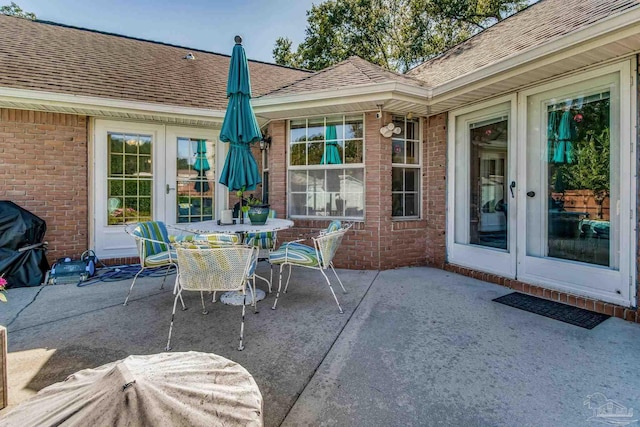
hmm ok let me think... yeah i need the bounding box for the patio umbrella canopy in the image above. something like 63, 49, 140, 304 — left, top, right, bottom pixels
219, 36, 262, 192
0, 352, 263, 427
552, 110, 575, 164
321, 125, 342, 164
193, 140, 210, 193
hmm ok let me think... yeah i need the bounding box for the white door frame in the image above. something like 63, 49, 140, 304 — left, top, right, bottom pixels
516, 60, 636, 307
165, 126, 225, 225
447, 94, 518, 278
93, 120, 166, 259
92, 121, 227, 259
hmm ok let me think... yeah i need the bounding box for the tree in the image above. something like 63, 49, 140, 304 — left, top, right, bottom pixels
568, 128, 610, 219
0, 2, 36, 19
273, 0, 529, 72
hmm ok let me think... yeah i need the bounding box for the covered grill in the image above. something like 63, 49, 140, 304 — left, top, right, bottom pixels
0, 201, 48, 288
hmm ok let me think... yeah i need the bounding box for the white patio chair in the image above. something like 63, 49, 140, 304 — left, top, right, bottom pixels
269, 221, 352, 313
192, 233, 264, 307
167, 243, 257, 351
123, 221, 193, 306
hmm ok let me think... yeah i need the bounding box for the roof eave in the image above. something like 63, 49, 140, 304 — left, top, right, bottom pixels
0, 87, 226, 126
430, 6, 640, 101
252, 82, 431, 119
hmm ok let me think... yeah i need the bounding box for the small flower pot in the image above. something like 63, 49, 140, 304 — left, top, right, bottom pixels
248, 205, 270, 225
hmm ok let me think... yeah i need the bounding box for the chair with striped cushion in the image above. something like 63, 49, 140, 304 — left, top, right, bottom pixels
167, 244, 257, 351
269, 221, 352, 313
124, 221, 192, 306
190, 233, 264, 307
245, 209, 278, 292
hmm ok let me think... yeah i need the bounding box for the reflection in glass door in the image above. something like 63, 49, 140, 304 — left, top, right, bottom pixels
526, 85, 619, 271
175, 138, 215, 223
449, 99, 516, 279
469, 118, 508, 250
545, 93, 614, 266
521, 65, 632, 306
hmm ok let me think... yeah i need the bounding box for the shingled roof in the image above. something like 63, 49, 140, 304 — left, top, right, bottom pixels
0, 15, 310, 110
262, 56, 425, 97
407, 0, 640, 86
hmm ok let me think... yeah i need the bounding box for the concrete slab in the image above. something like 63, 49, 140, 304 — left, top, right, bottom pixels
1, 264, 376, 427
282, 267, 640, 427
4, 265, 640, 427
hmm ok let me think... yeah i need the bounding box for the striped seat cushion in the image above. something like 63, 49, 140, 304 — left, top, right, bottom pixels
326, 220, 341, 233
269, 243, 319, 267
194, 233, 240, 245
169, 234, 196, 243
245, 231, 275, 250
245, 210, 277, 249
133, 221, 170, 257
144, 249, 177, 266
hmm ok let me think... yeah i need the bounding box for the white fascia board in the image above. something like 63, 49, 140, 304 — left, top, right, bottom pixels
252, 81, 430, 113
431, 7, 640, 100
0, 87, 226, 121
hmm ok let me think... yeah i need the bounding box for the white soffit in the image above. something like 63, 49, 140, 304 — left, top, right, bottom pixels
0, 87, 226, 127
429, 14, 640, 114
252, 82, 430, 119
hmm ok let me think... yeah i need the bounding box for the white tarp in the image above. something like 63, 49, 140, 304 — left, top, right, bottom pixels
0, 351, 263, 427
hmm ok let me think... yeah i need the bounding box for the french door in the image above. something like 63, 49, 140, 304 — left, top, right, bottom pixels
165, 127, 224, 225
448, 61, 635, 306
517, 63, 634, 306
93, 121, 225, 259
448, 97, 518, 278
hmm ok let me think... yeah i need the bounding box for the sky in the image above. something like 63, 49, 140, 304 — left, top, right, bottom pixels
13, 0, 317, 63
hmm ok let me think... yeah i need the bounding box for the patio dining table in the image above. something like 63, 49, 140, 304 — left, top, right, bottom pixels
184, 218, 294, 237
181, 218, 294, 305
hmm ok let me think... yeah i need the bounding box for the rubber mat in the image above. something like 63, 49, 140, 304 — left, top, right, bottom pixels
493, 292, 609, 329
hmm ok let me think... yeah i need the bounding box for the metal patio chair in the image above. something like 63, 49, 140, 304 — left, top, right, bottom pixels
123, 221, 193, 306
191, 232, 264, 307
166, 243, 257, 351
269, 221, 352, 313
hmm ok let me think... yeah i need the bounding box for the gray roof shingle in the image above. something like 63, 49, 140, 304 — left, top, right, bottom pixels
407, 0, 640, 86
263, 56, 425, 97
0, 15, 311, 110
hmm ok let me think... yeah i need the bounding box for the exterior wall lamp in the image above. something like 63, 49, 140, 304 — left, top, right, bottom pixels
259, 135, 271, 151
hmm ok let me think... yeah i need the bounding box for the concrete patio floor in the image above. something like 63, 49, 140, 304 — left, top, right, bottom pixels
1, 265, 639, 426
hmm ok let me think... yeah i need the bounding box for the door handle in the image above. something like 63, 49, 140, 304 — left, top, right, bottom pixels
166, 184, 176, 194
509, 181, 516, 198
527, 191, 535, 198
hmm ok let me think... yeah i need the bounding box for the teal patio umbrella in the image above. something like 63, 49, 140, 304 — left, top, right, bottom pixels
321, 125, 342, 164
193, 140, 210, 193
219, 36, 262, 192
547, 110, 559, 162
552, 110, 575, 164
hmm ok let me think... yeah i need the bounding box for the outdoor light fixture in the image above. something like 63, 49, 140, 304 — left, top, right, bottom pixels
259, 135, 271, 151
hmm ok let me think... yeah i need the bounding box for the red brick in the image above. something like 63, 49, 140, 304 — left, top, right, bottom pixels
0, 108, 88, 262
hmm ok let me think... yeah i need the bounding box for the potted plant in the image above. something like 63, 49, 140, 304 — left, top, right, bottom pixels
245, 194, 270, 225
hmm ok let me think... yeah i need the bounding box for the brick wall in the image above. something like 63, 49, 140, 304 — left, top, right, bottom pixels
424, 113, 447, 268
266, 112, 431, 270
0, 108, 88, 263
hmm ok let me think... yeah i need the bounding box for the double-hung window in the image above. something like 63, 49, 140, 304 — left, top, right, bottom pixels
288, 115, 364, 218
391, 116, 421, 218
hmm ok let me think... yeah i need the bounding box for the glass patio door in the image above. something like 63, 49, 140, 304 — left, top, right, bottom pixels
449, 99, 518, 278
165, 127, 222, 225
518, 67, 633, 306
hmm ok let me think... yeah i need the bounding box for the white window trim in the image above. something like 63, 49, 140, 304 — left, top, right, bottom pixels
287, 114, 366, 220
391, 116, 422, 219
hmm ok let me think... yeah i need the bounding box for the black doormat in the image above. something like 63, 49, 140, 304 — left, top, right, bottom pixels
493, 292, 610, 329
